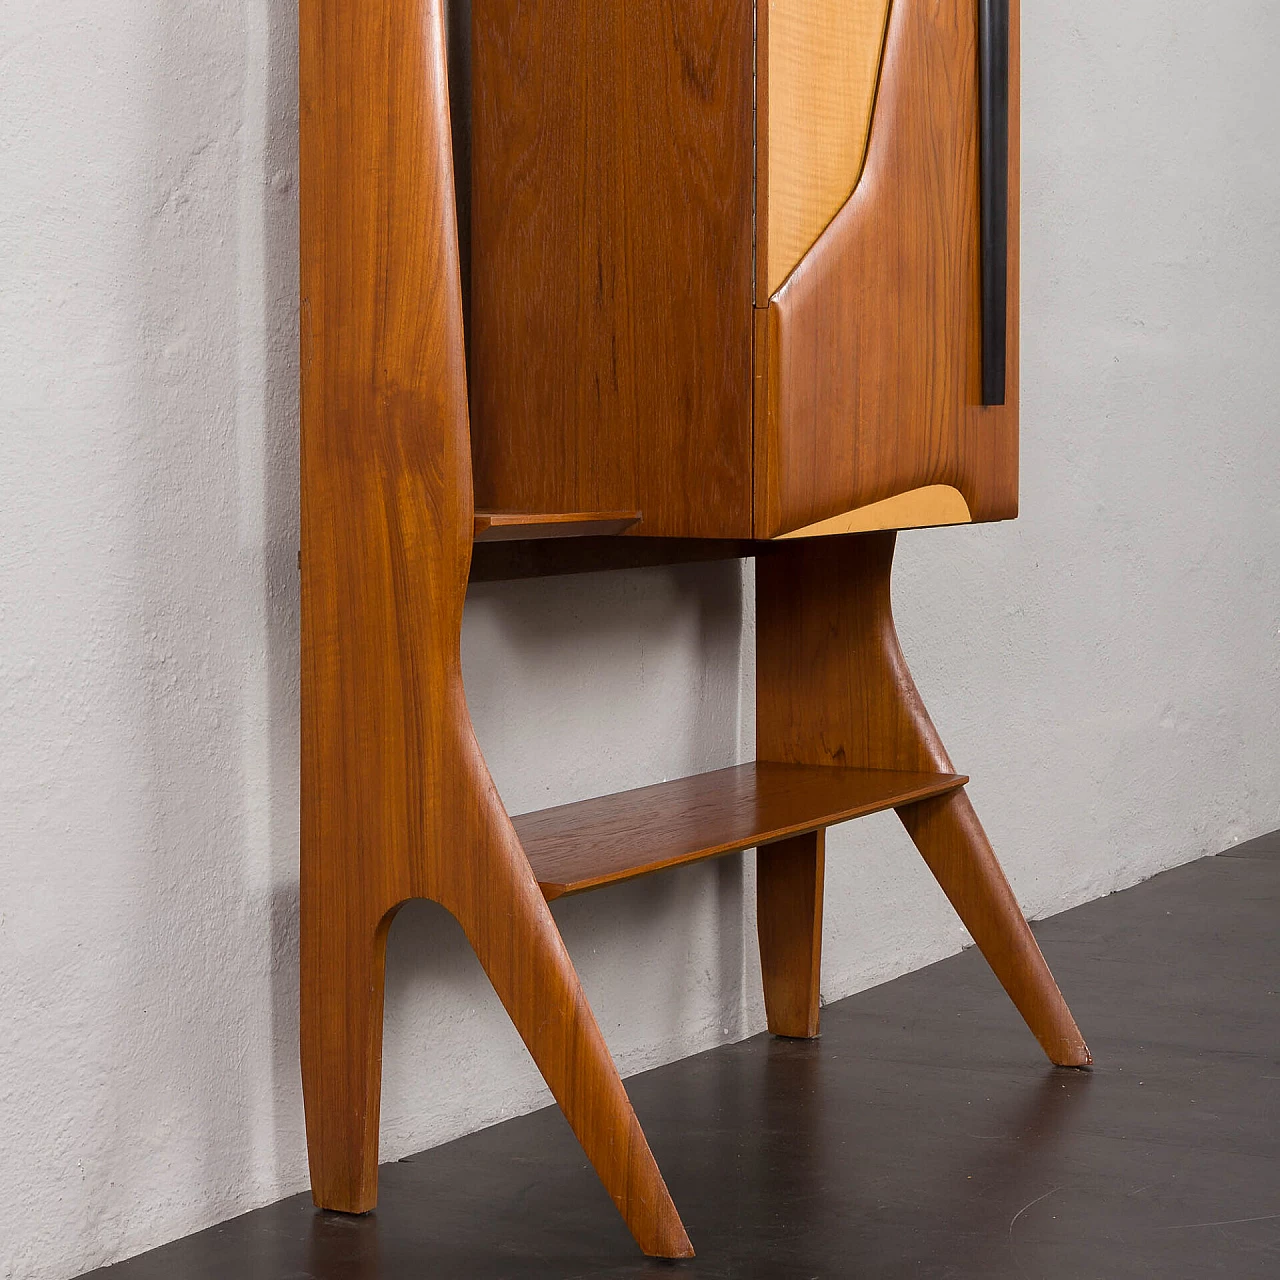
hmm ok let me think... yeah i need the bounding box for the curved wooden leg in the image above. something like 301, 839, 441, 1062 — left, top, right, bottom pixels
436, 804, 694, 1259
756, 531, 1090, 1068
898, 789, 1091, 1066
299, 0, 689, 1246
301, 906, 396, 1213
757, 831, 825, 1038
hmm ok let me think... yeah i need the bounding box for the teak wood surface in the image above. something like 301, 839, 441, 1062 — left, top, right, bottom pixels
755, 0, 1022, 537
756, 830, 827, 1037
516, 762, 966, 900
755, 532, 1090, 1065
471, 0, 1019, 542
300, 0, 691, 1257
472, 510, 641, 542
470, 0, 755, 537
300, 0, 1083, 1262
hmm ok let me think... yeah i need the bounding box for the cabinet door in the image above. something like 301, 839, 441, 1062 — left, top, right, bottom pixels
754, 0, 1019, 539
469, 0, 756, 539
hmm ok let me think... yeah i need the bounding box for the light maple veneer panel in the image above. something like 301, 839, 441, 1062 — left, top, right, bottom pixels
759, 0, 892, 300
773, 485, 972, 539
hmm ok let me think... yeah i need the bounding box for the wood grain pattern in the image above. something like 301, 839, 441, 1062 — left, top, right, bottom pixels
756, 533, 1091, 1066
516, 763, 966, 900
473, 511, 641, 542
470, 0, 755, 537
758, 0, 892, 299
773, 484, 971, 539
299, 0, 692, 1254
755, 0, 1021, 538
756, 830, 825, 1037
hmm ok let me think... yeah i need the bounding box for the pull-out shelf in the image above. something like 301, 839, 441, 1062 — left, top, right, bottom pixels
473, 510, 641, 541
513, 762, 968, 900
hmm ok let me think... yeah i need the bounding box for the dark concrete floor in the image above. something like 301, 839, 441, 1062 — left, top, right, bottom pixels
87, 830, 1280, 1279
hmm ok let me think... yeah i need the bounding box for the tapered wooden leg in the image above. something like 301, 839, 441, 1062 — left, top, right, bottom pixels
438, 806, 694, 1259
300, 0, 691, 1249
898, 789, 1091, 1066
757, 831, 825, 1038
301, 907, 396, 1213
756, 532, 1090, 1068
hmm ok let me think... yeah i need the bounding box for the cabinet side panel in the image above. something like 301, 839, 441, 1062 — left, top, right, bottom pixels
471, 0, 755, 538
758, 0, 1019, 538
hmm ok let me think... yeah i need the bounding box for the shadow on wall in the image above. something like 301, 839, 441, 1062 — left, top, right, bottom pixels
263, 0, 303, 1202
378, 560, 755, 1156
115, 0, 756, 1239
112, 0, 303, 1242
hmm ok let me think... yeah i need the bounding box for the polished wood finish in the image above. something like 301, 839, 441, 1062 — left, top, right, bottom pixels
758, 0, 892, 298
755, 0, 1021, 538
756, 830, 826, 1037
897, 789, 1093, 1065
774, 484, 972, 540
517, 763, 966, 901
473, 511, 641, 542
303, 0, 1065, 1260
756, 533, 1090, 1065
300, 0, 691, 1255
470, 0, 1019, 542
469, 0, 755, 537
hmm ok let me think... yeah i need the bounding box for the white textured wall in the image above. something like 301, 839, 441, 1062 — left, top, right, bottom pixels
2, 1, 1278, 1277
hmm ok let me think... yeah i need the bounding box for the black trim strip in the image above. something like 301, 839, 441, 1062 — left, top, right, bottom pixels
978, 0, 1009, 406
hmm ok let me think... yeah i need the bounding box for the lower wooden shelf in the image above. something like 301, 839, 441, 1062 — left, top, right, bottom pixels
514, 762, 968, 900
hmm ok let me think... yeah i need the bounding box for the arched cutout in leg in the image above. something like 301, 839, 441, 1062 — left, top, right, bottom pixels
300, 0, 692, 1250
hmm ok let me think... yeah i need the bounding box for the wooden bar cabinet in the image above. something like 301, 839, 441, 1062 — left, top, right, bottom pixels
299, 0, 1087, 1259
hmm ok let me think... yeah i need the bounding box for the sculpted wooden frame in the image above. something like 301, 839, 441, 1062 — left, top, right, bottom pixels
299, 0, 1084, 1259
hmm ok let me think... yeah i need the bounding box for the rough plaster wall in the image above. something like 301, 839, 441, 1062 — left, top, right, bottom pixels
1, 1, 1278, 1277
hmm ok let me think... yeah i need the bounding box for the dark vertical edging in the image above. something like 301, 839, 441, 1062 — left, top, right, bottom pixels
978, 0, 1009, 406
